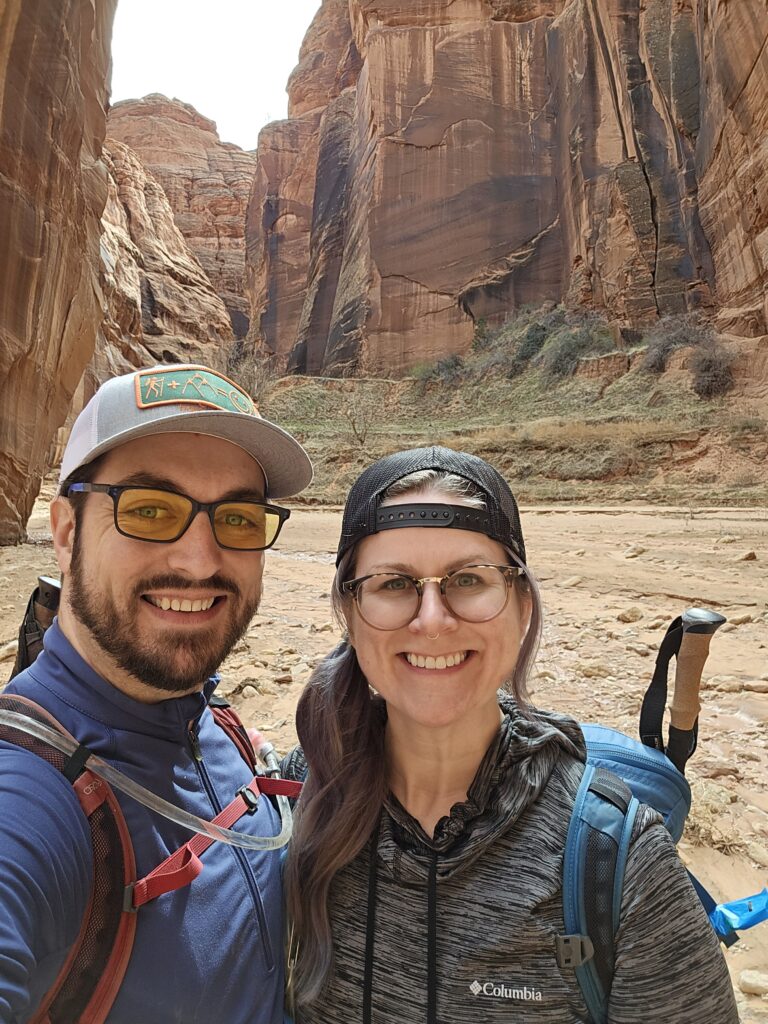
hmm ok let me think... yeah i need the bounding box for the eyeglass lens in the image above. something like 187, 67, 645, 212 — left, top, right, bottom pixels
355, 566, 510, 629
115, 488, 280, 550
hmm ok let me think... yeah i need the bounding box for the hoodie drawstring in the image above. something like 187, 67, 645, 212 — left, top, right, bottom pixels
363, 823, 380, 1024
363, 826, 439, 1024
427, 850, 438, 1024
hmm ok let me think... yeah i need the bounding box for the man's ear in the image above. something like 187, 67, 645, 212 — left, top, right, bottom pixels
51, 496, 76, 574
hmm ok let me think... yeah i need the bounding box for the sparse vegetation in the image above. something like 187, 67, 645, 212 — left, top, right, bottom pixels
641, 314, 716, 374
254, 304, 762, 507
226, 341, 279, 404
689, 342, 734, 398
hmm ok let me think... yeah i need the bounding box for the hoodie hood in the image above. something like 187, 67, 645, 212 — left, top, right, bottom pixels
379, 694, 586, 883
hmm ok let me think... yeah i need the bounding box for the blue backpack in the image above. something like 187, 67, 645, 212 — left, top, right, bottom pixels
555, 611, 740, 1024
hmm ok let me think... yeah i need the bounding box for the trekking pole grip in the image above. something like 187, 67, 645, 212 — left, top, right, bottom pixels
670, 608, 727, 731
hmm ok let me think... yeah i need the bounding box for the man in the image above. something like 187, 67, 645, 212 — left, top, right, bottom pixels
0, 363, 312, 1023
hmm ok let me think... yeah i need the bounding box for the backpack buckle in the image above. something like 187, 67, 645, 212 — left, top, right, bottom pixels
555, 934, 594, 968
237, 784, 259, 814
122, 884, 138, 914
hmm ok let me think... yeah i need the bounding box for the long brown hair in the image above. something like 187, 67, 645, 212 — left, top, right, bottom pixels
284, 472, 542, 1006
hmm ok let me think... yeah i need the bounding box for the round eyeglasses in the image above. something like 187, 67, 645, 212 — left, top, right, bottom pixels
66, 483, 290, 551
341, 564, 525, 631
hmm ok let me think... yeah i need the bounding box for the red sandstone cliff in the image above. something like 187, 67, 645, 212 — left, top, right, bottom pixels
107, 95, 259, 338
0, 0, 116, 544
246, 0, 768, 375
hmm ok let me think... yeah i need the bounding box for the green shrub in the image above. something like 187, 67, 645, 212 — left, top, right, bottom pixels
434, 354, 465, 383
540, 328, 596, 378
472, 318, 491, 351
411, 354, 466, 388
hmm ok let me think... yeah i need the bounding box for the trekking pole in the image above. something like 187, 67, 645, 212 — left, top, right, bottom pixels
666, 608, 726, 774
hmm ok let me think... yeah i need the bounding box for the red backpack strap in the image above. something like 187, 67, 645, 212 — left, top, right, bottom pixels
209, 697, 258, 771
128, 773, 302, 910
0, 694, 137, 1024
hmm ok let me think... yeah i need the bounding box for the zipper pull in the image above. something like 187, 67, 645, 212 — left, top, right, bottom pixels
189, 724, 203, 762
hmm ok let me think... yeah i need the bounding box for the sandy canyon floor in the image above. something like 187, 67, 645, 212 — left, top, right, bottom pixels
2, 490, 766, 1019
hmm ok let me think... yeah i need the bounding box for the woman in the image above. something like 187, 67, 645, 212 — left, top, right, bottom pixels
283, 446, 737, 1023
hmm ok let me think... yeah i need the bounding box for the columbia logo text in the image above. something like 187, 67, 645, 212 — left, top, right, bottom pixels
469, 980, 543, 1001
82, 780, 103, 796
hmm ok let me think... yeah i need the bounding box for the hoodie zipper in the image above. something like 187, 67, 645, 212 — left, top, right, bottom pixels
189, 722, 275, 970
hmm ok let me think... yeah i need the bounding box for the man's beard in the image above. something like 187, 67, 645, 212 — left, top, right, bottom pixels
68, 535, 260, 694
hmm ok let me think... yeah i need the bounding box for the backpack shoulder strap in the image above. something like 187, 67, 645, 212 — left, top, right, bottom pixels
0, 693, 137, 1024
208, 693, 258, 771
557, 764, 639, 1024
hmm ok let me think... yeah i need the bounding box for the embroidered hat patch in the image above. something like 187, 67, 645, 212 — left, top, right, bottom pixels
135, 366, 257, 416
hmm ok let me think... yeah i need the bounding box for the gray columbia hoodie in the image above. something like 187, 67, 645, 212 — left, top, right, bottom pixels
290, 696, 738, 1024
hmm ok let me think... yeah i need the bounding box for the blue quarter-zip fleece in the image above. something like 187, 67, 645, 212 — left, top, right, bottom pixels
0, 620, 283, 1024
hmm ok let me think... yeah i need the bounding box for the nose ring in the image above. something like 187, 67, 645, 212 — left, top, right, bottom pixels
426, 632, 440, 640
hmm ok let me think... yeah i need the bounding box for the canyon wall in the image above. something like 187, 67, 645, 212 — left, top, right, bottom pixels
246, 0, 768, 375
0, 0, 116, 544
99, 138, 232, 373
48, 137, 235, 468
107, 95, 259, 338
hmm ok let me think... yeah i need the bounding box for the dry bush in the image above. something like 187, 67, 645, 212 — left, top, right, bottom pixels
641, 314, 716, 373
689, 342, 734, 398
226, 343, 279, 404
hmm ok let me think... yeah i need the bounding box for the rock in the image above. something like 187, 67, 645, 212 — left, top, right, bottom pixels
623, 544, 646, 558
710, 676, 742, 692
108, 95, 260, 337
735, 551, 758, 562
730, 613, 753, 625
720, 623, 736, 633
625, 643, 651, 657
573, 549, 586, 557
646, 617, 668, 630
0, 0, 117, 543
311, 622, 334, 633
698, 761, 742, 780
0, 640, 18, 663
561, 576, 583, 588
578, 662, 613, 679
747, 842, 768, 869
714, 535, 739, 544
215, 676, 241, 697
739, 971, 768, 997
241, 684, 259, 699
618, 606, 644, 623
273, 673, 293, 686
745, 680, 768, 693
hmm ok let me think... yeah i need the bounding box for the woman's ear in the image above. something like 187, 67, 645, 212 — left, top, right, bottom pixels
50, 496, 76, 574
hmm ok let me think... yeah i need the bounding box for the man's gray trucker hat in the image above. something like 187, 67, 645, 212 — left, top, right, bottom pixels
59, 364, 313, 499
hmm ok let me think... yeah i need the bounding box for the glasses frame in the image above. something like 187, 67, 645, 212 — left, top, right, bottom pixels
65, 483, 290, 551
341, 563, 525, 630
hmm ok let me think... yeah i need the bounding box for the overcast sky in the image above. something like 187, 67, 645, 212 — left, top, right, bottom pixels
110, 0, 322, 150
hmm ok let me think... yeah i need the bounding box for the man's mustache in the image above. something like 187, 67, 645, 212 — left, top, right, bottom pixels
132, 574, 240, 598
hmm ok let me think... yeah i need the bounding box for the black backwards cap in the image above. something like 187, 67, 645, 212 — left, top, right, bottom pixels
336, 446, 526, 566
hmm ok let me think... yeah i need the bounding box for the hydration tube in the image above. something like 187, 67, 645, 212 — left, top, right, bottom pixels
0, 710, 293, 852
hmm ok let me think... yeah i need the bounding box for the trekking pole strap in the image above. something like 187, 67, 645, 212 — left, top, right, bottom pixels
638, 619, 683, 752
